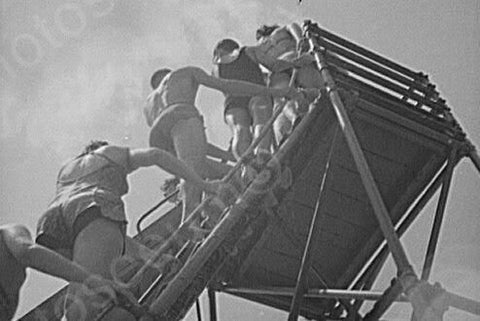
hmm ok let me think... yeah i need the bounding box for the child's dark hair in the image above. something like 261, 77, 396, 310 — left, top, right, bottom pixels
255, 24, 280, 40
150, 68, 172, 89
213, 38, 240, 56
80, 140, 109, 156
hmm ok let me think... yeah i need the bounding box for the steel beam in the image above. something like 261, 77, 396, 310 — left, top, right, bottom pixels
222, 286, 480, 318
338, 154, 445, 288
195, 299, 202, 321
420, 146, 458, 281
350, 255, 387, 316
348, 164, 450, 315
352, 162, 451, 289
447, 292, 480, 316
208, 289, 217, 321
223, 287, 408, 302
314, 37, 436, 96
363, 279, 404, 321
469, 147, 480, 175
288, 126, 340, 321
323, 52, 444, 114
305, 23, 427, 82
306, 27, 415, 280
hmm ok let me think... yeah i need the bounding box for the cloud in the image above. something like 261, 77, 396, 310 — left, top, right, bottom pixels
1, 0, 303, 159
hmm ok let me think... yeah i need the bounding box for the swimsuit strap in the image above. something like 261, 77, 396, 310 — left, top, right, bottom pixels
58, 150, 128, 184
93, 151, 129, 175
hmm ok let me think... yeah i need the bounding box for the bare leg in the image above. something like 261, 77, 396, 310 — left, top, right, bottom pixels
65, 218, 134, 321
269, 71, 296, 146
249, 95, 273, 154
296, 63, 324, 92
171, 117, 207, 223
225, 108, 252, 160
273, 99, 295, 144
205, 158, 232, 179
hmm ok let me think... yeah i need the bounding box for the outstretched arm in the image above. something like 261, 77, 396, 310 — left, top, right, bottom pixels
3, 225, 97, 283
2, 224, 139, 309
248, 45, 296, 73
247, 44, 314, 73
191, 67, 289, 98
128, 147, 220, 194
207, 143, 236, 162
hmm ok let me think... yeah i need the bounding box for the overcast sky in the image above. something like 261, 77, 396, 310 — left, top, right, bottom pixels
1, 1, 479, 320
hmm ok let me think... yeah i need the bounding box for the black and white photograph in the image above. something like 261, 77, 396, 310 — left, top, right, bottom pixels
1, 1, 479, 320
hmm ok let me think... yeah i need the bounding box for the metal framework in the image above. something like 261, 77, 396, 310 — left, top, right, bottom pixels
279, 21, 480, 321
204, 21, 480, 321
288, 125, 340, 321
19, 19, 480, 321
200, 21, 480, 321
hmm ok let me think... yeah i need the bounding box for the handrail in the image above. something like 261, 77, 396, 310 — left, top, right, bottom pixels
323, 52, 448, 114
93, 90, 297, 320
136, 189, 180, 234
92, 79, 300, 321
147, 94, 324, 320
124, 85, 297, 293
303, 20, 454, 125
315, 37, 438, 97
304, 21, 427, 82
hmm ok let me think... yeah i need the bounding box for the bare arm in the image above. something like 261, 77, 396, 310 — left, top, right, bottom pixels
4, 225, 100, 284
191, 67, 287, 98
128, 147, 218, 193
249, 45, 296, 72
248, 45, 314, 73
3, 225, 141, 309
207, 143, 236, 162
286, 22, 303, 43
143, 91, 162, 127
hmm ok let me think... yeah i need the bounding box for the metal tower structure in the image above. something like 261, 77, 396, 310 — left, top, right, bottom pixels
20, 20, 480, 321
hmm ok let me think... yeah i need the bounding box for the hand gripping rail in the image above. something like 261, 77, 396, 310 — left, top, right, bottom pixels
95, 70, 302, 321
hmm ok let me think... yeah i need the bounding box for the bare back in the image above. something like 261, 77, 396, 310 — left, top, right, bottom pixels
155, 67, 201, 107
144, 67, 201, 126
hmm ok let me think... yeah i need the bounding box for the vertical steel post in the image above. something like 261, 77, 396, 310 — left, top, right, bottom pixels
363, 279, 404, 321
288, 126, 339, 321
350, 257, 386, 317
469, 148, 480, 175
420, 146, 458, 281
208, 289, 217, 321
350, 164, 449, 316
306, 32, 415, 278
353, 163, 450, 290
196, 299, 202, 321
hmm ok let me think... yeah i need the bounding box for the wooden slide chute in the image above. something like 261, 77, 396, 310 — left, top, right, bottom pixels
20, 20, 480, 321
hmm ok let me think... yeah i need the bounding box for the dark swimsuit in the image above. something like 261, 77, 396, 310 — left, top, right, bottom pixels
36, 150, 130, 256
0, 232, 21, 321
149, 103, 204, 156
217, 47, 266, 120
0, 283, 17, 321
145, 71, 205, 155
